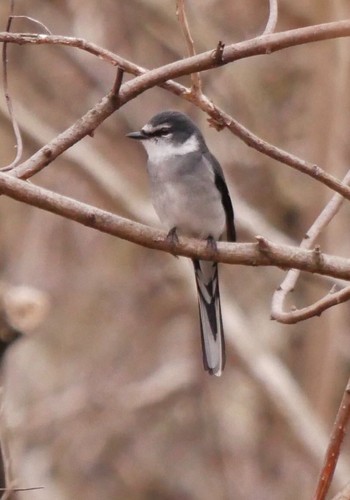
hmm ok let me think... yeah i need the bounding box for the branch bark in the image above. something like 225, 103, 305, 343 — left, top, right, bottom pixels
2, 24, 350, 201
1, 173, 350, 281
271, 170, 350, 323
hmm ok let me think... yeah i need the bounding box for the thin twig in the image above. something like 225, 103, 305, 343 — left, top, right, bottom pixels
11, 15, 51, 34
0, 384, 15, 500
262, 0, 279, 35
313, 378, 350, 500
0, 0, 23, 172
271, 170, 350, 323
0, 487, 44, 492
176, 0, 202, 95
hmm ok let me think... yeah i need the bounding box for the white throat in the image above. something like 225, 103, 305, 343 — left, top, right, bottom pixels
142, 134, 199, 161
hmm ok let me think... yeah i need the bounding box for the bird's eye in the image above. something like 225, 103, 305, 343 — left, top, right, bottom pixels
149, 127, 171, 138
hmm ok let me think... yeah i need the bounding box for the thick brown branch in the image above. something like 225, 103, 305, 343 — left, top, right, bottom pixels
2, 25, 350, 202
1, 173, 350, 281
11, 91, 119, 180
2, 20, 350, 75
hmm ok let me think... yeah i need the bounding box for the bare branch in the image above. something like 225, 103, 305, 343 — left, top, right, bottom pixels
176, 0, 202, 94
11, 15, 51, 35
11, 90, 120, 180
0, 487, 44, 492
2, 24, 350, 201
313, 378, 350, 500
262, 0, 279, 35
0, 173, 350, 281
271, 170, 350, 323
272, 285, 350, 324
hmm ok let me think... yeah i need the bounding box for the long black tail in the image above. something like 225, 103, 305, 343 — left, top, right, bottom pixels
193, 259, 225, 376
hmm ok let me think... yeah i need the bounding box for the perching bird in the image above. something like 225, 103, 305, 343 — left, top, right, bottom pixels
127, 110, 236, 376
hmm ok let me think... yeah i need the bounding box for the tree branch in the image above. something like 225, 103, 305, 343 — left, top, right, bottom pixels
271, 170, 350, 324
10, 90, 120, 180
1, 173, 350, 281
262, 0, 279, 35
2, 24, 350, 201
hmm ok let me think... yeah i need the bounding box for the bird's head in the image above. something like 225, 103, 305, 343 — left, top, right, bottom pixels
127, 110, 205, 159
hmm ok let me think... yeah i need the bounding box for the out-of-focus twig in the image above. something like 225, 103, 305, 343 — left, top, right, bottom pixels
331, 481, 350, 500
262, 0, 278, 35
222, 295, 350, 489
0, 282, 49, 498
271, 170, 350, 324
313, 378, 350, 500
10, 15, 51, 35
176, 0, 202, 95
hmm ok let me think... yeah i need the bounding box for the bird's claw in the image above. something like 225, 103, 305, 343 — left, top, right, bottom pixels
166, 227, 179, 258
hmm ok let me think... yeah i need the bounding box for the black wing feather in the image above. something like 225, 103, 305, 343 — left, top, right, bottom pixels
204, 151, 236, 242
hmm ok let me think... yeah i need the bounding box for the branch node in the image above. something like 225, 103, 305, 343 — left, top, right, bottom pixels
312, 164, 322, 177
111, 67, 124, 100
42, 147, 52, 159
207, 115, 226, 131
212, 40, 225, 65
313, 244, 323, 265
166, 227, 180, 258
256, 235, 270, 253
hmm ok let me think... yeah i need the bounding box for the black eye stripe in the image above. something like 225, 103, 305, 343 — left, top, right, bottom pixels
143, 127, 171, 138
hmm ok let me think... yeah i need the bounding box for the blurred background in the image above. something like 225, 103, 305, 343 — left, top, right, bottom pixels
0, 1, 350, 499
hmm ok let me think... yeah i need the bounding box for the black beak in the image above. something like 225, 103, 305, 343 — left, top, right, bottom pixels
126, 131, 146, 140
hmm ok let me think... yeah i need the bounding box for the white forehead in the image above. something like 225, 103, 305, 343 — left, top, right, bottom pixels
142, 122, 171, 133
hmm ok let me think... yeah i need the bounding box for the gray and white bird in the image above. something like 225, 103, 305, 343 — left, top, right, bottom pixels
127, 110, 236, 376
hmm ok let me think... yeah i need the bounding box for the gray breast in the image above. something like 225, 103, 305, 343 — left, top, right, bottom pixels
147, 152, 225, 239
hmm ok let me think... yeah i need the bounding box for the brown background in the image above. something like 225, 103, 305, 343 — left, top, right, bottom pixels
1, 1, 350, 499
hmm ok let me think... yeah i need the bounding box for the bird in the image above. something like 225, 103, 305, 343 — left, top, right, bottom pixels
127, 110, 236, 376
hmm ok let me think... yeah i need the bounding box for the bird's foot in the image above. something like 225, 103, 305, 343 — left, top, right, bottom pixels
166, 227, 179, 258
206, 235, 218, 258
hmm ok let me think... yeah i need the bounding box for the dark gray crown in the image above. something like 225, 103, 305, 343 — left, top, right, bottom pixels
146, 110, 205, 144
